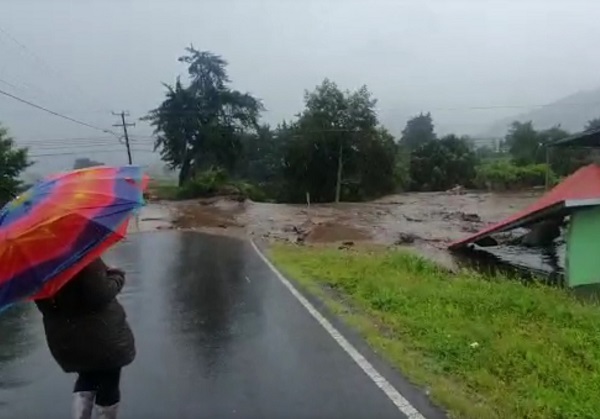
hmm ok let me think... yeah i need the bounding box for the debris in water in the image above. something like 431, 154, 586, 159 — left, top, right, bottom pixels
394, 233, 418, 245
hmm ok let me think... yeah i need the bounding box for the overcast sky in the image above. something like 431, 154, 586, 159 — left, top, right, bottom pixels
1, 0, 600, 174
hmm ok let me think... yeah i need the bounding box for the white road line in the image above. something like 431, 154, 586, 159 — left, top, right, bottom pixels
250, 240, 426, 419
245, 275, 251, 283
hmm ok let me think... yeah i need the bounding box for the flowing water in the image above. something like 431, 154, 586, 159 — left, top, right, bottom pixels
173, 191, 555, 278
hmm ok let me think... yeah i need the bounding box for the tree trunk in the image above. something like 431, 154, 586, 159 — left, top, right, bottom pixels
179, 157, 192, 187
335, 142, 343, 203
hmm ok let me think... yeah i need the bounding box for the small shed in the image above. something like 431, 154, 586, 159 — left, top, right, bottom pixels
449, 163, 600, 288
551, 127, 600, 148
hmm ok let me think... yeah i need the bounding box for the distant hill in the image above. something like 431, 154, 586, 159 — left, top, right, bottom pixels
483, 87, 600, 138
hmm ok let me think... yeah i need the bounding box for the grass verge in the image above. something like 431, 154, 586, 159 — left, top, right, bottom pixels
270, 244, 600, 419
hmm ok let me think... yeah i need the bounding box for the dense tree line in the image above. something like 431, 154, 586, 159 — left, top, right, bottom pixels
1, 47, 597, 207
142, 47, 600, 202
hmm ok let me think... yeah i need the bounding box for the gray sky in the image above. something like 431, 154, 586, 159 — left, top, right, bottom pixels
1, 0, 600, 175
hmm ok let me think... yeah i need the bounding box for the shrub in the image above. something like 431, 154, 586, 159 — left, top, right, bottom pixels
176, 167, 268, 201
475, 158, 556, 191
177, 167, 230, 199
231, 180, 268, 202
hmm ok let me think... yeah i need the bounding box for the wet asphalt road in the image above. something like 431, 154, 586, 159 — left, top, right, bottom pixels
0, 231, 442, 419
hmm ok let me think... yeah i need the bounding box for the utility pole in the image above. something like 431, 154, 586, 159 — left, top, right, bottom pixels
545, 145, 551, 191
335, 141, 343, 203
112, 111, 135, 164
335, 130, 358, 203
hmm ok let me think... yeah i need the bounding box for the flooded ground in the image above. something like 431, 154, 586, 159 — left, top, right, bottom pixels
144, 190, 566, 277
167, 190, 545, 270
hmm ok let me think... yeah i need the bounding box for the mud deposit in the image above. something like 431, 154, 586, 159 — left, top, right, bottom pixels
168, 191, 543, 269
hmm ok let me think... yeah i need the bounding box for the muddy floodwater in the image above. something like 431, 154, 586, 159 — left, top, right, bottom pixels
170, 190, 550, 271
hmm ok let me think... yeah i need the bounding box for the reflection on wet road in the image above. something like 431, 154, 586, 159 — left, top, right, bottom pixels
0, 232, 435, 418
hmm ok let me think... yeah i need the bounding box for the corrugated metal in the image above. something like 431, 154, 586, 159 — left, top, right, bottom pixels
448, 164, 600, 250
551, 128, 600, 148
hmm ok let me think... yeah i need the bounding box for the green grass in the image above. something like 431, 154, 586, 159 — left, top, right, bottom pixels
147, 180, 180, 200
147, 172, 268, 202
270, 244, 600, 419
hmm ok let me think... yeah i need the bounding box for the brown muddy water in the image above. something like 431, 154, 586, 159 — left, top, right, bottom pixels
166, 190, 564, 278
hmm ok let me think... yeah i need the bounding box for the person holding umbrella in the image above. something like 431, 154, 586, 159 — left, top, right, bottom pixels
35, 258, 135, 419
0, 165, 148, 419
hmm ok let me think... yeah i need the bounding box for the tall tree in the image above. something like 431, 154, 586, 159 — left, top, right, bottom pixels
505, 121, 540, 166
236, 124, 287, 185
400, 113, 436, 151
585, 118, 600, 131
144, 47, 263, 186
145, 78, 197, 186
354, 127, 398, 198
281, 79, 395, 202
409, 135, 478, 191
505, 121, 588, 177
0, 125, 30, 205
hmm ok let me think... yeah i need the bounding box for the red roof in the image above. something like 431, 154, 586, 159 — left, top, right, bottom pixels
448, 164, 600, 250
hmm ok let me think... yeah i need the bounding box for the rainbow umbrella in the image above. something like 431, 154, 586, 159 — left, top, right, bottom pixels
0, 165, 149, 312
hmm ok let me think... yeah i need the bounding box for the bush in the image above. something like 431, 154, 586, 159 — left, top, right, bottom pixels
231, 180, 269, 202
475, 159, 556, 191
177, 167, 229, 199
176, 167, 269, 201
409, 136, 478, 191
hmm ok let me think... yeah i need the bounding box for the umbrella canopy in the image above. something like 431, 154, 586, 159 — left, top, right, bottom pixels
0, 165, 148, 311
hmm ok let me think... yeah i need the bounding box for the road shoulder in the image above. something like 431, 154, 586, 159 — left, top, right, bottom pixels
251, 239, 447, 419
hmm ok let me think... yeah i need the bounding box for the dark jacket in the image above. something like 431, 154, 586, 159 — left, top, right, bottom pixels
35, 258, 136, 373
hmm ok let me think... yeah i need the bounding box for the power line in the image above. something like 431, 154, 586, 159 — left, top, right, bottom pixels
17, 135, 118, 144
29, 149, 155, 158
142, 98, 600, 118
0, 76, 27, 93
25, 143, 155, 152
0, 34, 50, 100
0, 23, 111, 112
29, 149, 126, 157
26, 142, 148, 151
0, 63, 56, 102
21, 139, 123, 147
428, 101, 600, 112
0, 87, 117, 135
0, 25, 37, 57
